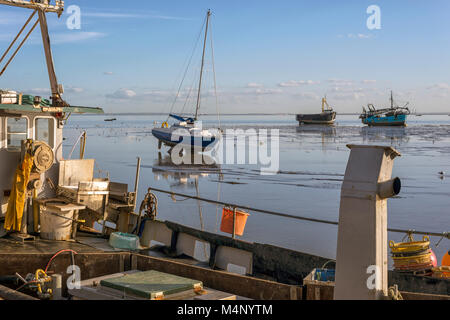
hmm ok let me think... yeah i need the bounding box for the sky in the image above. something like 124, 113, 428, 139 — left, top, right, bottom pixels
0, 0, 449, 114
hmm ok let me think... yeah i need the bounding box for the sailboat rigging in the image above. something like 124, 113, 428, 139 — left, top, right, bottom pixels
152, 10, 222, 152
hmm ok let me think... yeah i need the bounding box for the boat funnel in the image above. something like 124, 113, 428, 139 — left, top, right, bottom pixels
334, 144, 401, 300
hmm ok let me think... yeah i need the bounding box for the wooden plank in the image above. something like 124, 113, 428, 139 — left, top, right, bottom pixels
400, 291, 450, 300
69, 270, 141, 300
0, 252, 130, 296
36, 198, 86, 212
0, 284, 38, 300
305, 284, 334, 300
194, 288, 236, 300
304, 283, 450, 300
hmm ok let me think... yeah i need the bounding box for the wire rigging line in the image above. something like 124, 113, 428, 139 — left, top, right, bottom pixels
209, 17, 221, 129
166, 14, 208, 121
180, 59, 202, 116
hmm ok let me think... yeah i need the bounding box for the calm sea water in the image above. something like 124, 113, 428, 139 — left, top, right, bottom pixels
64, 114, 450, 264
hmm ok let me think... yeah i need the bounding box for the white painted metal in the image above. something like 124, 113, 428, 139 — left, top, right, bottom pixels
334, 144, 401, 300
214, 246, 253, 275
140, 220, 173, 248
0, 112, 62, 217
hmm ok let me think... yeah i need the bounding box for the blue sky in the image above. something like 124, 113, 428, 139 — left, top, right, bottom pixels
0, 0, 449, 114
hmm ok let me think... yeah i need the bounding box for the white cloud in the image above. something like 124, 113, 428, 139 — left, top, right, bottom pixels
347, 33, 372, 39
51, 32, 107, 44
246, 82, 264, 88
295, 92, 320, 100
103, 72, 114, 76
252, 88, 283, 95
83, 11, 191, 21
65, 86, 84, 94
427, 83, 450, 90
362, 80, 377, 84
278, 80, 320, 87
27, 88, 51, 95
332, 92, 365, 100
327, 79, 354, 86
106, 88, 137, 99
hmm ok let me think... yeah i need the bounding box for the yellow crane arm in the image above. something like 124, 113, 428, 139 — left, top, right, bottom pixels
0, 0, 64, 16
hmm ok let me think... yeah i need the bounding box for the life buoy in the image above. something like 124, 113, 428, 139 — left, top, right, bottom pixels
161, 122, 169, 128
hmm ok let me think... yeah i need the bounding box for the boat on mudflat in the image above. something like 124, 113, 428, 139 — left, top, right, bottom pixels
152, 10, 221, 152
296, 97, 336, 125
152, 115, 220, 150
360, 91, 411, 127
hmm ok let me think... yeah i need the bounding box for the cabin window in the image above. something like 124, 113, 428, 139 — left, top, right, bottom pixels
35, 117, 55, 148
6, 117, 28, 150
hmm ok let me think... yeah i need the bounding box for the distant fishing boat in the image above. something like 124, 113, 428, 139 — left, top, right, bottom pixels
152, 10, 221, 152
104, 118, 117, 122
360, 91, 411, 127
296, 97, 336, 125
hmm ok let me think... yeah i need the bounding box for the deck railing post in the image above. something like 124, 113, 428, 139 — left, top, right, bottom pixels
232, 207, 237, 239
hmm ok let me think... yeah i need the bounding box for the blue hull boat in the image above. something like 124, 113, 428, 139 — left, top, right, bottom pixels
360, 91, 410, 127
152, 125, 219, 150
361, 114, 407, 127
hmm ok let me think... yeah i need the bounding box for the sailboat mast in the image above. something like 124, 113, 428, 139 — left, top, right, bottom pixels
195, 10, 211, 121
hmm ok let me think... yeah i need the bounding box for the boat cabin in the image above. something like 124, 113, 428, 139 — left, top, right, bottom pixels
0, 103, 104, 229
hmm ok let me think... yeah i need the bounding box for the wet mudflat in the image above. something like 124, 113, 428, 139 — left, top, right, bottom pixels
64, 115, 450, 263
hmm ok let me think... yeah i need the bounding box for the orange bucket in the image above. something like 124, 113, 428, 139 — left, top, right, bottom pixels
220, 207, 250, 236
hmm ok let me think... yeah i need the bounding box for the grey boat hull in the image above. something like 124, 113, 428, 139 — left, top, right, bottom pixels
296, 111, 337, 125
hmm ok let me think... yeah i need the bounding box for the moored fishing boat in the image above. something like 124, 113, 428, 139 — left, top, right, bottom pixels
296, 96, 337, 125
360, 91, 411, 126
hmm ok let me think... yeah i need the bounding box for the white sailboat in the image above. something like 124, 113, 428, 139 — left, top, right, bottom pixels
152, 10, 222, 152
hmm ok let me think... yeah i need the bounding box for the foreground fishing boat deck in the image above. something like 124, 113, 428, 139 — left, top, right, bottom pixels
0, 218, 448, 300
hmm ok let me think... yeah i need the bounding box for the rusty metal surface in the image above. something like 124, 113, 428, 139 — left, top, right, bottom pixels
0, 237, 103, 254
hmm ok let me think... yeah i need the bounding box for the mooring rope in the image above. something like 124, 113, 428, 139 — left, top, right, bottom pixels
148, 187, 450, 241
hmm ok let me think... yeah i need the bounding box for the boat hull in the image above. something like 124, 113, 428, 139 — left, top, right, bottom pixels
152, 128, 219, 150
296, 112, 336, 125
361, 114, 407, 127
